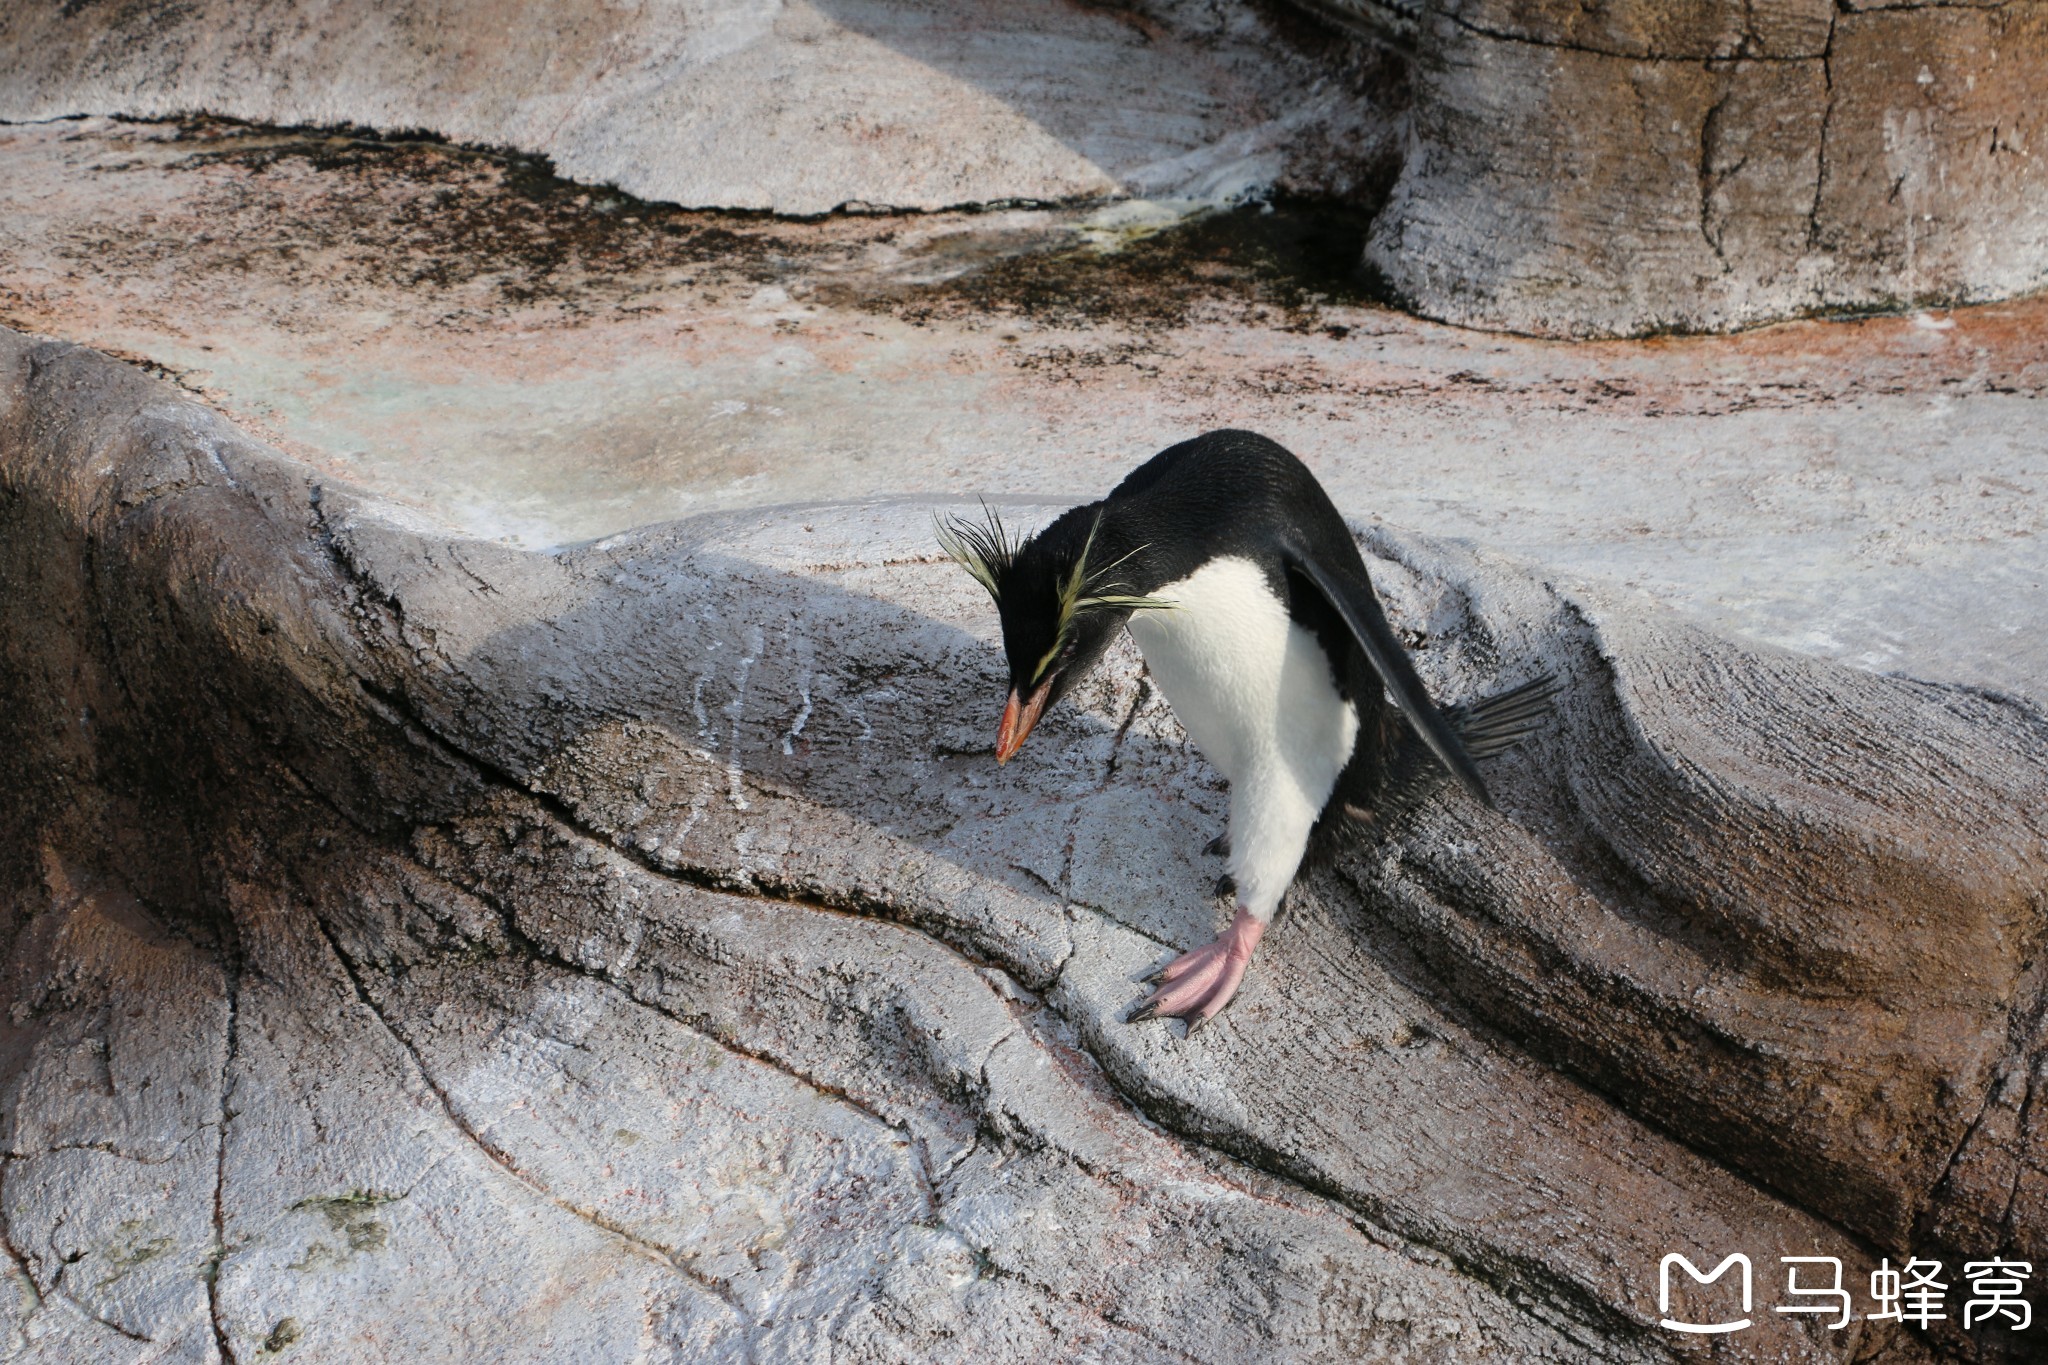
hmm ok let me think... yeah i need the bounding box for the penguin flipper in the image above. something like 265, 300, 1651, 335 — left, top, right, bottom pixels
1282, 547, 1492, 807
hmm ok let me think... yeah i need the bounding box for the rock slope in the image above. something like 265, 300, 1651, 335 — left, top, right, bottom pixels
6, 333, 2046, 1359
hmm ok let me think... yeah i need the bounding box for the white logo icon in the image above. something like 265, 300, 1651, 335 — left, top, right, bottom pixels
1660, 1254, 1753, 1335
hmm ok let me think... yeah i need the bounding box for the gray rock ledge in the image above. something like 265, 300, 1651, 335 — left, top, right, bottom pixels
4, 332, 2044, 1360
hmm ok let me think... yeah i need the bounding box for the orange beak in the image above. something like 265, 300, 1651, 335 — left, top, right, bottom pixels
995, 682, 1051, 763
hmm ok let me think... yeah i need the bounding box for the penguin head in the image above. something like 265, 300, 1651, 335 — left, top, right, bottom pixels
938, 503, 1165, 762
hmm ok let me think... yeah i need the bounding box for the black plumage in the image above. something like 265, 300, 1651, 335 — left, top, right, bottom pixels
941, 429, 1553, 1028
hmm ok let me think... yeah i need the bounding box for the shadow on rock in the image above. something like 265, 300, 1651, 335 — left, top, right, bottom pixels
10, 332, 2046, 1360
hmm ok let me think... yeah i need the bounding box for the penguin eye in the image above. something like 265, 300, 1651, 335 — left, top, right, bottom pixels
1030, 633, 1075, 685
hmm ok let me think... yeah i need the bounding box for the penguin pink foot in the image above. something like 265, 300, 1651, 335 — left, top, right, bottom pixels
1128, 907, 1266, 1032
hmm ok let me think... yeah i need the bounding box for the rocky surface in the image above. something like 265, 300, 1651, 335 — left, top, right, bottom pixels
3, 32, 2045, 1358
6, 329, 2046, 1361
4, 0, 2044, 334
0, 0, 1386, 216
1319, 0, 2048, 335
2, 117, 2044, 713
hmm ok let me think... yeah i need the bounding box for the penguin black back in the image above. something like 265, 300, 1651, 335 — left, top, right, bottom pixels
943, 429, 1494, 797
1100, 431, 1493, 806
1096, 430, 1370, 601
941, 429, 1555, 1029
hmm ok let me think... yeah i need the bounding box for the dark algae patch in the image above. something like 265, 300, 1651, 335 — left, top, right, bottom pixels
261, 1316, 303, 1353
140, 117, 1386, 331
156, 118, 811, 314
290, 1190, 401, 1257
883, 196, 1385, 330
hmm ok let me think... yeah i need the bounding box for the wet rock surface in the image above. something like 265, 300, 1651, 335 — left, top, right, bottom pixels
6, 333, 2046, 1361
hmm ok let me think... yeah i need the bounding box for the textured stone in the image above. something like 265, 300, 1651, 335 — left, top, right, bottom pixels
5, 0, 2044, 334
1815, 6, 2048, 310
0, 0, 1375, 216
1341, 0, 2048, 334
2, 117, 2043, 713
1360, 40, 1827, 334
12, 331, 2047, 1358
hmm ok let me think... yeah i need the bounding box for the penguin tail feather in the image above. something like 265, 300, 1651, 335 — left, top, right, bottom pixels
1321, 674, 1560, 848
1446, 674, 1560, 762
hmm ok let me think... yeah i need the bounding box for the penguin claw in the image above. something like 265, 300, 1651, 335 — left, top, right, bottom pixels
1213, 875, 1236, 899
1203, 834, 1230, 858
1124, 908, 1267, 1035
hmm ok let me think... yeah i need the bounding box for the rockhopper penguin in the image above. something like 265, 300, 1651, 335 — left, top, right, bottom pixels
940, 429, 1555, 1030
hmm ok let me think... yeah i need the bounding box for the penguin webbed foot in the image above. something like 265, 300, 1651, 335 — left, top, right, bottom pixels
1127, 907, 1266, 1034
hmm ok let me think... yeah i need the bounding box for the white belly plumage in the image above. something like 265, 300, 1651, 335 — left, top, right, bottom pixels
1124, 556, 1359, 922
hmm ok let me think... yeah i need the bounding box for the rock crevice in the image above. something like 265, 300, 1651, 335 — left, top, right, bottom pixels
7, 333, 2045, 1358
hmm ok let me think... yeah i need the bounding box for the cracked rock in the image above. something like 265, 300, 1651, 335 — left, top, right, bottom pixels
4, 332, 2044, 1362
1319, 0, 2048, 334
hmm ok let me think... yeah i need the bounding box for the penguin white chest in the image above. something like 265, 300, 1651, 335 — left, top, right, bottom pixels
1124, 556, 1358, 800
